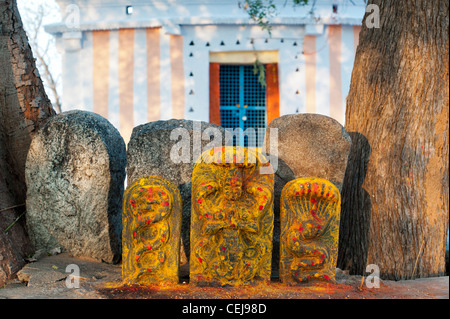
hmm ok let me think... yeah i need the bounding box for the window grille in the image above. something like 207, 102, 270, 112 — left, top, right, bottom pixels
219, 64, 266, 147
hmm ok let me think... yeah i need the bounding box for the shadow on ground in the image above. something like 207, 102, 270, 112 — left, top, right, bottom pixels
0, 253, 448, 299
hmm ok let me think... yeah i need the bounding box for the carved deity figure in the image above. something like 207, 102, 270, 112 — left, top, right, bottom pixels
280, 177, 341, 284
122, 176, 182, 284
190, 147, 274, 286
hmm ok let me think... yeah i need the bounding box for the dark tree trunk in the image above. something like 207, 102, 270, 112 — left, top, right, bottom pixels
338, 0, 449, 280
0, 0, 56, 285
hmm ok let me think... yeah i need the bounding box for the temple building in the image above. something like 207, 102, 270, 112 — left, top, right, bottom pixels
45, 0, 366, 143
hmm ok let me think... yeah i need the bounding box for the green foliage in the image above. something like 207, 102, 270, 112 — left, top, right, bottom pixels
240, 0, 277, 34
239, 0, 309, 34
292, 0, 309, 5
239, 0, 309, 86
253, 59, 266, 87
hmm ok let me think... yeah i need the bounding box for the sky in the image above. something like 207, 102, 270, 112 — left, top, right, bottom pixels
17, 0, 62, 111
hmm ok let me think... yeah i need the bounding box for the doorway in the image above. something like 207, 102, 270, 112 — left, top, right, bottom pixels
209, 62, 279, 148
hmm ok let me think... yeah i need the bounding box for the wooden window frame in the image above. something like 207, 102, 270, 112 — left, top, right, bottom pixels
209, 62, 279, 126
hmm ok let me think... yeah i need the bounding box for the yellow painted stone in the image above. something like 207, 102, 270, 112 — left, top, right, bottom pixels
190, 146, 274, 286
280, 177, 341, 284
122, 176, 182, 284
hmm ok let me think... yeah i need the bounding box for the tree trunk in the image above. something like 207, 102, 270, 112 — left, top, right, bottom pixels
0, 0, 56, 285
338, 0, 449, 280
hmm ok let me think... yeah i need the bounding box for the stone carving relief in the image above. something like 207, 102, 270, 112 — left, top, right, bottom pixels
190, 147, 274, 286
122, 176, 182, 284
280, 177, 341, 284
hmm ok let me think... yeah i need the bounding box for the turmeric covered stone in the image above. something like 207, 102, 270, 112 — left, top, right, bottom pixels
122, 176, 182, 285
280, 177, 341, 284
190, 147, 274, 286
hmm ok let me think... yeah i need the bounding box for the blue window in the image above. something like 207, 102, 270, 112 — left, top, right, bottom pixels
219, 65, 266, 147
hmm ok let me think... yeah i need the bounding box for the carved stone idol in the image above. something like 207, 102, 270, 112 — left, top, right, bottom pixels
122, 176, 182, 285
280, 177, 341, 284
190, 147, 274, 286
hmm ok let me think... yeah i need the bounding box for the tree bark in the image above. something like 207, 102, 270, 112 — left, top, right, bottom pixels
338, 0, 449, 280
0, 0, 56, 285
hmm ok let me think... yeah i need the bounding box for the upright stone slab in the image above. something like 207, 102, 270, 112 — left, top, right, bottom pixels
263, 113, 351, 275
122, 176, 182, 285
190, 147, 274, 286
25, 111, 126, 263
264, 113, 352, 191
280, 177, 341, 284
126, 119, 225, 264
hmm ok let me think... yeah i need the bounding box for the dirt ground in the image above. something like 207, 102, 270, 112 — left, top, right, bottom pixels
0, 253, 448, 300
